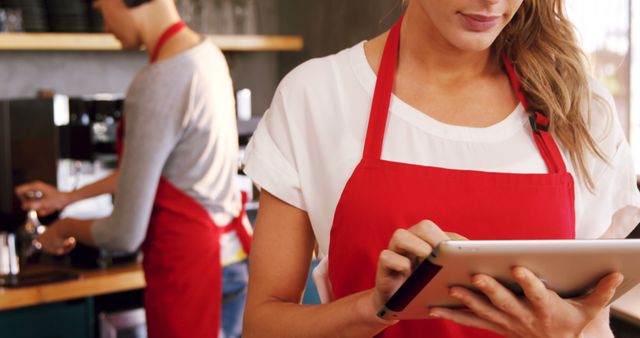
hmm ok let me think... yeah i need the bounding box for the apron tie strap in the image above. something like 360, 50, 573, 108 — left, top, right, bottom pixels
222, 191, 253, 255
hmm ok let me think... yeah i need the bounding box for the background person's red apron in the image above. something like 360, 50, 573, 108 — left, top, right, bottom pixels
327, 16, 575, 337
115, 22, 252, 338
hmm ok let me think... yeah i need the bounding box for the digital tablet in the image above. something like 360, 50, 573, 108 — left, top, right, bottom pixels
378, 239, 640, 320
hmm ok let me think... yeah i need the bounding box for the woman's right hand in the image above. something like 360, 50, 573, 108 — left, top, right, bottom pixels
373, 220, 461, 312
15, 181, 71, 216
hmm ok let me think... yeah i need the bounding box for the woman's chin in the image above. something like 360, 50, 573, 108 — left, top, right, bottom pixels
445, 29, 503, 52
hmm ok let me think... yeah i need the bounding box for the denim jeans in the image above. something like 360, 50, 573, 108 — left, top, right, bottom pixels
220, 260, 249, 338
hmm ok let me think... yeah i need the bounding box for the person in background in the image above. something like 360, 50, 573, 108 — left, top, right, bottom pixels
241, 0, 640, 337
15, 0, 251, 337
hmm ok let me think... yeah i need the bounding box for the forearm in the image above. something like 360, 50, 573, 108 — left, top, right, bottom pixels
59, 218, 97, 247
67, 171, 119, 204
244, 289, 395, 338
582, 307, 614, 338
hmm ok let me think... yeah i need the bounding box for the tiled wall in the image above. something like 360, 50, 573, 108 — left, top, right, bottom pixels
0, 0, 281, 116
0, 51, 146, 99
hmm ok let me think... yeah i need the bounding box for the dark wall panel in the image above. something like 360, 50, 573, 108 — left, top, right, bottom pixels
277, 0, 403, 77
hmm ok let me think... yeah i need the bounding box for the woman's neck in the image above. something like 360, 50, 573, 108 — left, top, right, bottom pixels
363, 6, 518, 128
398, 4, 499, 86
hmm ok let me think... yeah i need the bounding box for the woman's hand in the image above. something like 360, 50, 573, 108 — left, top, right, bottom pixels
429, 267, 624, 338
372, 220, 459, 312
36, 219, 76, 255
15, 181, 71, 216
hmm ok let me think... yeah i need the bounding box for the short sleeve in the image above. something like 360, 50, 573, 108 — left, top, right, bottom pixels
243, 87, 307, 211
581, 137, 640, 238
576, 80, 640, 239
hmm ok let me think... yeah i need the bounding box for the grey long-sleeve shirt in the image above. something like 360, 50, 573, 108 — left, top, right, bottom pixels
92, 40, 241, 252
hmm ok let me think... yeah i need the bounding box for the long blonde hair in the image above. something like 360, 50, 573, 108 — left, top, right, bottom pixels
493, 0, 607, 189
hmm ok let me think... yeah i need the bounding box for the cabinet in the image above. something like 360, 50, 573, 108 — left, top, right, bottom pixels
0, 299, 95, 338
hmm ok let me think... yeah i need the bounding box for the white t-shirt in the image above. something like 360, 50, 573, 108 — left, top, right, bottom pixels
243, 41, 640, 258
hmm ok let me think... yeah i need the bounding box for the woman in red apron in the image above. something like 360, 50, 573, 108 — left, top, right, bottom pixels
243, 1, 637, 337
18, 1, 252, 337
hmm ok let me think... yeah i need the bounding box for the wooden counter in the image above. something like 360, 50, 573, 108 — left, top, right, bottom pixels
0, 263, 145, 312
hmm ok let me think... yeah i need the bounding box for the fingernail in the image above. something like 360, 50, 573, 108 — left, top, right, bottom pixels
472, 276, 484, 287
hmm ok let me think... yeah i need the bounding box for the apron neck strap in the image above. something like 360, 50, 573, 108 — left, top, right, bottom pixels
362, 15, 403, 161
149, 21, 186, 63
502, 56, 567, 173
362, 16, 567, 174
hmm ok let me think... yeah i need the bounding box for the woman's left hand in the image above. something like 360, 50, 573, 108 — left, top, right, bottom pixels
429, 267, 623, 338
36, 219, 76, 255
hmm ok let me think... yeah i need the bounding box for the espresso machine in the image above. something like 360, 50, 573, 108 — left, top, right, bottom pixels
58, 94, 139, 269
0, 94, 136, 283
0, 96, 77, 286
0, 97, 61, 232
59, 94, 123, 165
57, 94, 122, 223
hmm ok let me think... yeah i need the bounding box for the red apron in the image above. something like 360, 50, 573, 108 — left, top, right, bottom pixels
327, 16, 575, 337
115, 22, 252, 338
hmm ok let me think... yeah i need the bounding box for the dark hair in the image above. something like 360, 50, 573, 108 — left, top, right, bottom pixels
124, 0, 152, 8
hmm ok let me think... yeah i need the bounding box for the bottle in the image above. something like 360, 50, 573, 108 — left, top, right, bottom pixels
236, 88, 252, 121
